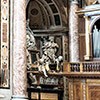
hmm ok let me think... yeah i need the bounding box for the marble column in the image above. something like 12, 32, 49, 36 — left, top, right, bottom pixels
69, 0, 79, 62
11, 0, 28, 99
84, 16, 91, 60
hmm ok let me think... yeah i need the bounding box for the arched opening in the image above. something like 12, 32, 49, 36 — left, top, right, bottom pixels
26, 2, 68, 98
92, 18, 100, 58
26, 0, 68, 60
26, 0, 62, 30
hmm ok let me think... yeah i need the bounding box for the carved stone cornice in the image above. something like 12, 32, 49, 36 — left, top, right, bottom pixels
27, 71, 100, 79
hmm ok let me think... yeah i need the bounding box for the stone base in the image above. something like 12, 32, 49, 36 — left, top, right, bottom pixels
11, 95, 28, 100
84, 55, 92, 61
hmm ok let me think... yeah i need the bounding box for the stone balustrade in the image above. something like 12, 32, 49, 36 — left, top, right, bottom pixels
64, 61, 100, 73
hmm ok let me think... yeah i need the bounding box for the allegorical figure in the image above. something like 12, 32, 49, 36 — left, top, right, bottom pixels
26, 19, 36, 50
38, 36, 63, 76
42, 36, 59, 63
26, 19, 37, 64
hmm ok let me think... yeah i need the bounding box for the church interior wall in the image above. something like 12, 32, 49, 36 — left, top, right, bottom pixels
0, 0, 100, 100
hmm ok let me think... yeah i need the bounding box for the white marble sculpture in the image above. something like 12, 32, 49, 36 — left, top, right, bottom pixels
26, 20, 63, 77
26, 19, 36, 50
26, 19, 37, 66
38, 36, 63, 76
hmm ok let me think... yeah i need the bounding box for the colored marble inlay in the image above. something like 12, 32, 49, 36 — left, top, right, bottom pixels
2, 45, 7, 62
0, 0, 9, 88
3, 0, 7, 4
2, 5, 7, 20
2, 23, 7, 42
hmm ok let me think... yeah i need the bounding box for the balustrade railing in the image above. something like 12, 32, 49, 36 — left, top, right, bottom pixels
64, 62, 100, 73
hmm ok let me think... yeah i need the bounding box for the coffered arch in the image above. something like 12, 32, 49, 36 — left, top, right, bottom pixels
26, 0, 67, 30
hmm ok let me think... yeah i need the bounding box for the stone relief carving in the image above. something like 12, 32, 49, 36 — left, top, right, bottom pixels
38, 36, 63, 77
26, 20, 63, 78
26, 19, 36, 50
26, 19, 38, 84
26, 19, 38, 65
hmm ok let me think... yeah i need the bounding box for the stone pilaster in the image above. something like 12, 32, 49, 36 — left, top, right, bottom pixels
84, 16, 91, 60
1, 0, 10, 88
69, 80, 74, 100
11, 0, 28, 99
69, 0, 79, 62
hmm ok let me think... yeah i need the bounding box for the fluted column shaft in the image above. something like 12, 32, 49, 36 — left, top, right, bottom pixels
69, 1, 79, 62
12, 0, 28, 99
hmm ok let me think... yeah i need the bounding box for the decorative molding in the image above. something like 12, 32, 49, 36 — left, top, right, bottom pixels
88, 85, 100, 99
11, 95, 28, 100
82, 80, 86, 100
69, 80, 74, 100
0, 94, 5, 98
1, 0, 9, 88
